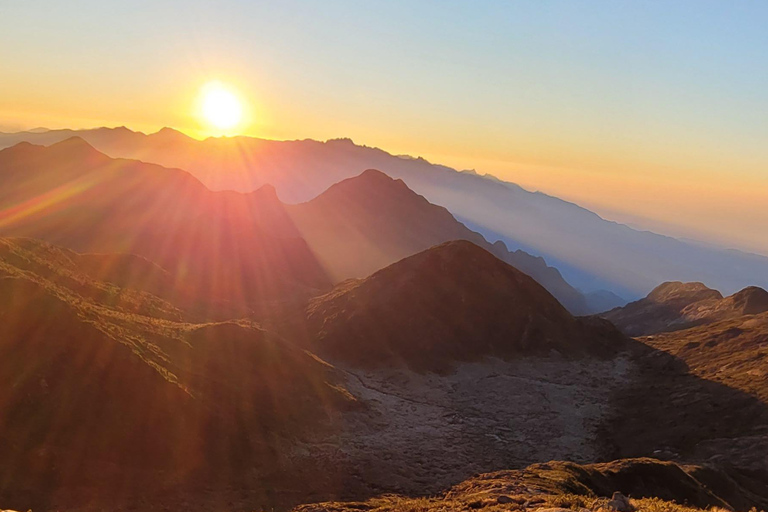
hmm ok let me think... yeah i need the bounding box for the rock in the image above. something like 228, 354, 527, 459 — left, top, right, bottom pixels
607, 492, 634, 512
498, 496, 515, 504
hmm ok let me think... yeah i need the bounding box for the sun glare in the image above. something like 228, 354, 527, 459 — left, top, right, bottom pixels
199, 82, 243, 131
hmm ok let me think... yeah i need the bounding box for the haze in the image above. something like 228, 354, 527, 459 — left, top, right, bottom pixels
1, 0, 767, 255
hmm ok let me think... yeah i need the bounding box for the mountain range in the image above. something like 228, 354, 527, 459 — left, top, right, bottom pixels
0, 138, 587, 314
4, 232, 767, 511
286, 169, 588, 313
2, 127, 768, 301
2, 128, 768, 512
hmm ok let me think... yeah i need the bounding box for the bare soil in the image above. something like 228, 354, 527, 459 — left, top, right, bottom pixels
289, 355, 633, 497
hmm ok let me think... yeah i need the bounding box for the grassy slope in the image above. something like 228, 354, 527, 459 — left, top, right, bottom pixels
0, 237, 356, 510
294, 459, 765, 512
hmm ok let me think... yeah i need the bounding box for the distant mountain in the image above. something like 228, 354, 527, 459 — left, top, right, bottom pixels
3, 127, 767, 299
287, 169, 589, 314
0, 236, 355, 506
0, 139, 589, 313
0, 138, 330, 309
603, 281, 768, 336
584, 289, 629, 314
304, 240, 624, 372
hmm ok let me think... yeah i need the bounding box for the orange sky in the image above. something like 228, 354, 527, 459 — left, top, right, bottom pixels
1, 1, 767, 256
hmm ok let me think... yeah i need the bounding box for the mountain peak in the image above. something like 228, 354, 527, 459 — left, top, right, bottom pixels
346, 168, 409, 190
313, 169, 410, 204
730, 286, 768, 315
647, 281, 722, 303
152, 127, 191, 142
306, 241, 619, 372
251, 183, 280, 201
47, 136, 107, 160
604, 281, 765, 336
408, 239, 486, 261
3, 140, 36, 152
326, 137, 356, 145
358, 168, 394, 181
49, 135, 97, 150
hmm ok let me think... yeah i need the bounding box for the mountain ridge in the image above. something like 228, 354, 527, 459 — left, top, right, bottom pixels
287, 168, 590, 313
2, 126, 767, 299
0, 141, 590, 314
603, 281, 768, 336
0, 139, 331, 309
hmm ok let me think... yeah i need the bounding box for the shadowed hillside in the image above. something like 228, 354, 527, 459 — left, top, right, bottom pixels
600, 321, 768, 503
629, 312, 768, 481
303, 241, 623, 372
595, 280, 768, 498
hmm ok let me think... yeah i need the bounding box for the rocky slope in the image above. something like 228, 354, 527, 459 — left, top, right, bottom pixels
599, 309, 768, 502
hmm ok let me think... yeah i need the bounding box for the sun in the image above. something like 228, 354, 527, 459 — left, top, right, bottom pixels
199, 82, 243, 131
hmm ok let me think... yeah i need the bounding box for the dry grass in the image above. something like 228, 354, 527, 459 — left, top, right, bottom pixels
294, 494, 764, 512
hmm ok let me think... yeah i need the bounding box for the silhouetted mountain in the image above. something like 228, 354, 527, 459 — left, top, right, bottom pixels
3, 127, 768, 299
0, 237, 355, 508
584, 289, 629, 313
287, 169, 589, 314
0, 139, 329, 310
0, 140, 589, 313
304, 240, 624, 372
603, 281, 768, 336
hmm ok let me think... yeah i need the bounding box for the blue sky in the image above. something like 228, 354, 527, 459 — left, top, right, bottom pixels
1, 0, 767, 253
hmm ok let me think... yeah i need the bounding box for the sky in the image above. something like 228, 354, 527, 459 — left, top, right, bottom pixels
1, 0, 767, 255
